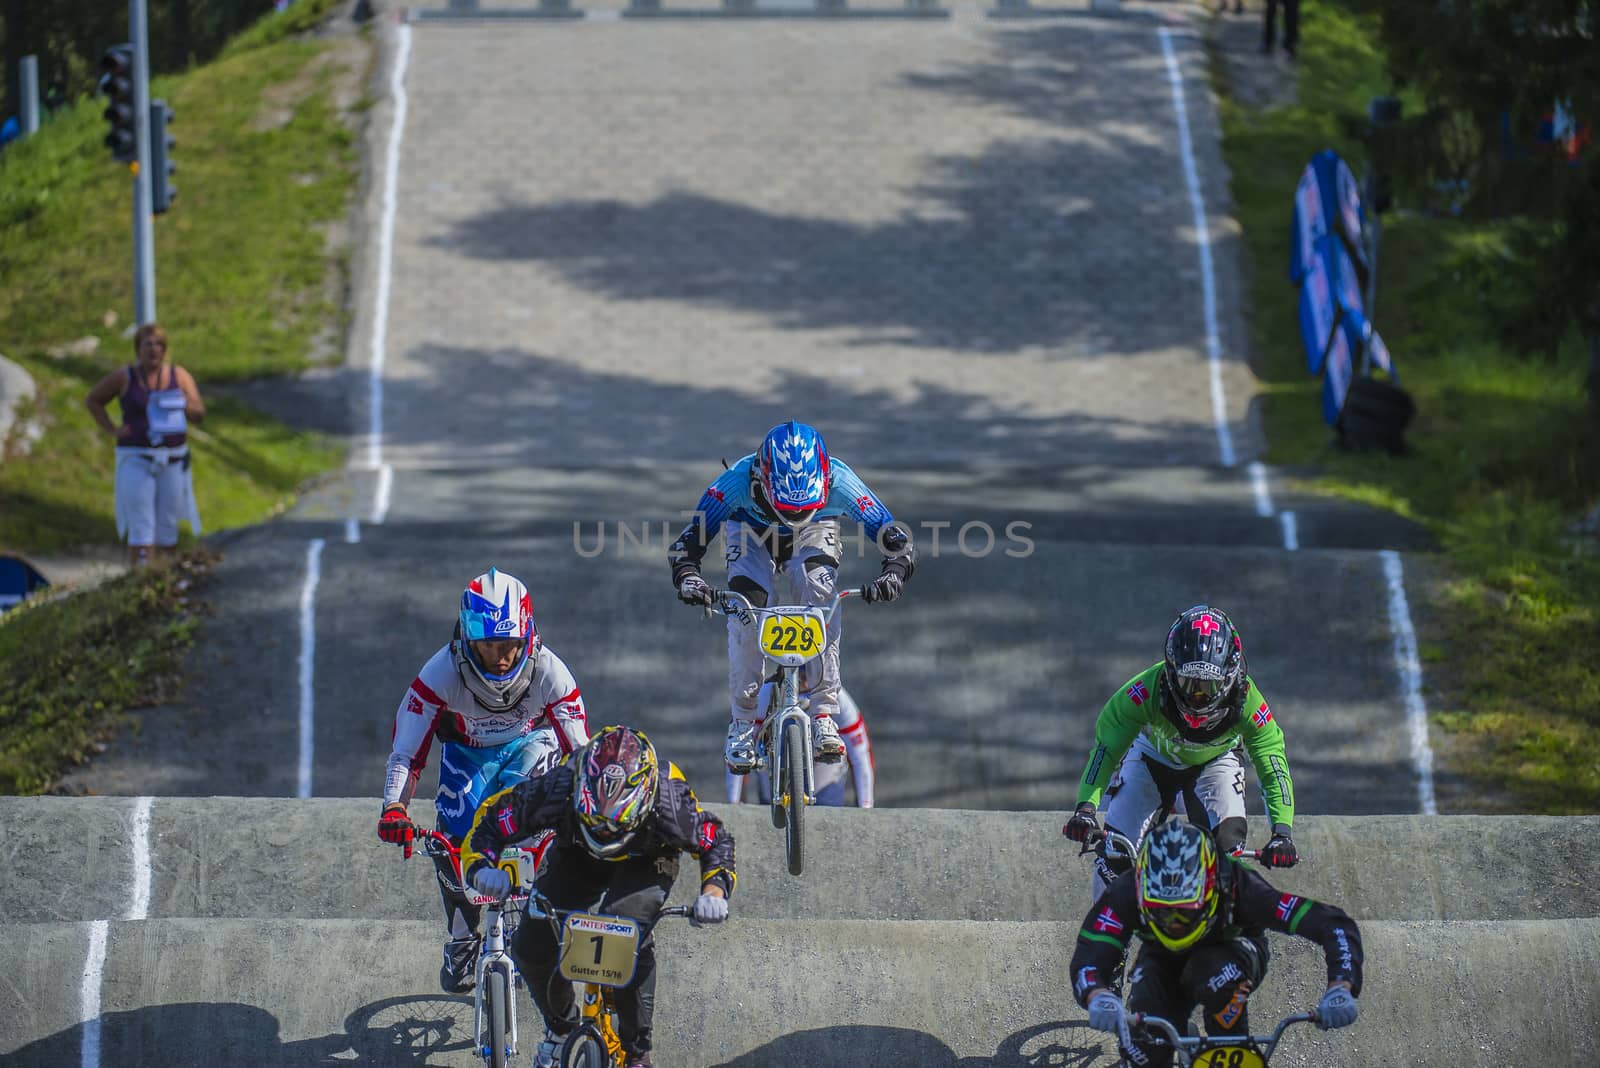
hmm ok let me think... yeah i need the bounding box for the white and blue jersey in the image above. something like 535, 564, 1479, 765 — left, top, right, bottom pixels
670, 453, 896, 571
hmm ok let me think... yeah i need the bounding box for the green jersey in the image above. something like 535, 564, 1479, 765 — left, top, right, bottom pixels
1075, 662, 1296, 828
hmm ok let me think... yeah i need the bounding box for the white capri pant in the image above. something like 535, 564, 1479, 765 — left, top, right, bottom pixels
115, 447, 201, 546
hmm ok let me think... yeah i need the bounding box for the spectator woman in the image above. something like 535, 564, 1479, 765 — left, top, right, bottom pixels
84, 324, 205, 567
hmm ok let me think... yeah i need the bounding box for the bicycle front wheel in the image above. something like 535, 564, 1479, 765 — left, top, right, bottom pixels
560, 1023, 610, 1068
482, 968, 508, 1068
783, 717, 807, 876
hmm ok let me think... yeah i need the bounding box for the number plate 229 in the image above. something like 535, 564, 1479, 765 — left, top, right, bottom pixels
759, 613, 825, 665
558, 913, 641, 988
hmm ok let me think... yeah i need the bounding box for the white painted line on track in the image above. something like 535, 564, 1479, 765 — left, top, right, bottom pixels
1381, 550, 1438, 815
298, 538, 326, 799
1248, 461, 1274, 517
345, 518, 361, 544
371, 463, 394, 525
363, 21, 411, 524
1159, 26, 1235, 470
1279, 511, 1298, 551
79, 920, 108, 1068
127, 797, 153, 921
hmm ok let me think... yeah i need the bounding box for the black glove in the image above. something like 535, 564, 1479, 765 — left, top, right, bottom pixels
1063, 802, 1100, 843
862, 570, 904, 604
677, 571, 716, 607
1260, 824, 1298, 868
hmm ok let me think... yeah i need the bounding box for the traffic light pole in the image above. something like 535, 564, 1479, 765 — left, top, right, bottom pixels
130, 0, 157, 325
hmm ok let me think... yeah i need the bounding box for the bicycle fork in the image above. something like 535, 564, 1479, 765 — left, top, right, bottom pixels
474, 905, 519, 1057
769, 668, 816, 809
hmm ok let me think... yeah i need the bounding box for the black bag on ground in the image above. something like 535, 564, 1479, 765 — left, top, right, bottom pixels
1338, 375, 1415, 454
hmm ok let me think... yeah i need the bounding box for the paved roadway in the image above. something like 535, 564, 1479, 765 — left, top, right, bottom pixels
67, 0, 1431, 820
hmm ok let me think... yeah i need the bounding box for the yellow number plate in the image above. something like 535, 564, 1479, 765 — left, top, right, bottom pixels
1194, 1049, 1265, 1068
558, 913, 641, 988
759, 613, 825, 663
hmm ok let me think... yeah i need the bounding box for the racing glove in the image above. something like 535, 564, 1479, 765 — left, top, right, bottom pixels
1087, 991, 1124, 1034
1316, 985, 1358, 1030
690, 890, 729, 928
377, 803, 415, 848
861, 570, 903, 604
1260, 824, 1298, 868
1063, 802, 1101, 843
472, 865, 512, 901
677, 571, 716, 607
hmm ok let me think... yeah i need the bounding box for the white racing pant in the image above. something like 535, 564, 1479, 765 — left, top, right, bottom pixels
725, 519, 844, 724
1094, 733, 1248, 899
725, 685, 876, 807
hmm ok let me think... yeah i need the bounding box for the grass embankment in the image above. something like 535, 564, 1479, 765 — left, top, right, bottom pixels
0, 0, 354, 554
0, 1, 356, 792
0, 554, 206, 793
1212, 2, 1600, 811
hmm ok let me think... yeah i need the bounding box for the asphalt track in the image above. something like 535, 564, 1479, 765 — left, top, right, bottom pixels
15, 1, 1600, 1065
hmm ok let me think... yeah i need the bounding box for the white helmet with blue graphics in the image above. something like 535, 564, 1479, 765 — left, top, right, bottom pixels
452, 568, 540, 711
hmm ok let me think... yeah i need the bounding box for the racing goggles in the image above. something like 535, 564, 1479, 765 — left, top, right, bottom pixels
1174, 666, 1228, 711
1148, 903, 1205, 940
576, 810, 631, 844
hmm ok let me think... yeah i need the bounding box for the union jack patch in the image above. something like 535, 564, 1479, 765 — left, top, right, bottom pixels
1276, 894, 1299, 923
1126, 681, 1149, 706
1252, 702, 1273, 728
1093, 907, 1124, 934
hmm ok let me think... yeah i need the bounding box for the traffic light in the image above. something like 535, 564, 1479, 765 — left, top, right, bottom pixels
150, 100, 176, 213
97, 44, 136, 162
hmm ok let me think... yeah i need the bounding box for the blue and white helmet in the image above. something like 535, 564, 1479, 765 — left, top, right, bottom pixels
756, 421, 831, 525
451, 568, 540, 712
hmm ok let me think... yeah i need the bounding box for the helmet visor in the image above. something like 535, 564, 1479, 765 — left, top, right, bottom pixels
578, 811, 629, 844
470, 638, 526, 678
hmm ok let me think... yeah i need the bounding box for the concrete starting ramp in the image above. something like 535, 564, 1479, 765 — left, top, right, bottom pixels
3, 799, 1598, 1065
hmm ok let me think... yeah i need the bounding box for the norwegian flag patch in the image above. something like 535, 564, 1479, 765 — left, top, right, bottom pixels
1253, 702, 1273, 728
1276, 894, 1299, 923
1126, 681, 1149, 706
1093, 907, 1124, 934
497, 807, 518, 838
697, 820, 718, 852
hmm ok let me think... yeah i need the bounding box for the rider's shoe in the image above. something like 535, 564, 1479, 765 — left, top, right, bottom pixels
623, 1054, 653, 1068
438, 934, 480, 993
533, 1029, 564, 1068
724, 718, 759, 774
811, 713, 845, 764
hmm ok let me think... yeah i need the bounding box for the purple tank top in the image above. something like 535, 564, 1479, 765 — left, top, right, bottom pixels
120, 364, 188, 448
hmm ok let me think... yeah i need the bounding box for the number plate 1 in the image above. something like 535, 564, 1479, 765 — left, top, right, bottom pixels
1194, 1048, 1265, 1068
558, 913, 641, 988
758, 612, 826, 666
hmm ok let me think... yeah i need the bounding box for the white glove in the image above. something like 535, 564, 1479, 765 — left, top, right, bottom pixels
472, 865, 511, 900
1087, 991, 1124, 1034
690, 891, 729, 927
1316, 985, 1358, 1030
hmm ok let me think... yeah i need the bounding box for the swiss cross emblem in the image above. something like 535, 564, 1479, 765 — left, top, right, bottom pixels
1191, 613, 1221, 637
497, 807, 518, 837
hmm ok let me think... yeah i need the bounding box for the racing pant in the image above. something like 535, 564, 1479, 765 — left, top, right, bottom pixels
431, 732, 563, 941
725, 518, 844, 728
1121, 935, 1270, 1068
1094, 735, 1248, 899
510, 842, 677, 1057
726, 685, 875, 806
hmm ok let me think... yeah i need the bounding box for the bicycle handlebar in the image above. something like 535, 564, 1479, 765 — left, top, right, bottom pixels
1079, 829, 1286, 868
705, 587, 860, 624
1130, 1010, 1317, 1055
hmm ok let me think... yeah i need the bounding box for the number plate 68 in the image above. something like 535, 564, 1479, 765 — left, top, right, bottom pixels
1195, 1049, 1265, 1068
